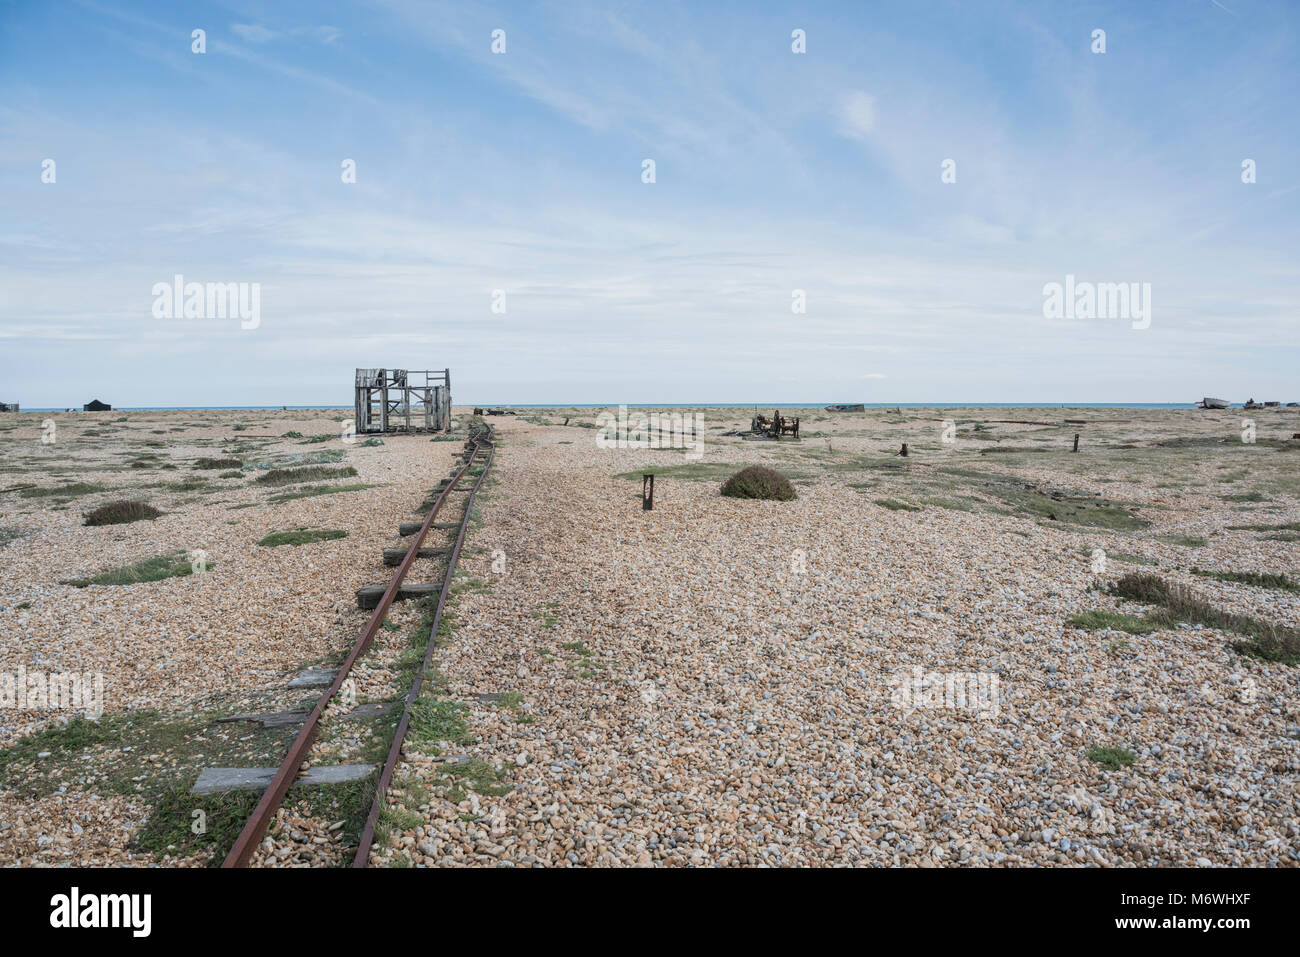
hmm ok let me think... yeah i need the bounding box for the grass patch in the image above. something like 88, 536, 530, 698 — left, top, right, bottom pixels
83, 500, 161, 526
133, 785, 262, 862
65, 550, 206, 587
267, 483, 373, 503
408, 697, 473, 752
1229, 521, 1300, 532
194, 457, 242, 470
165, 476, 210, 492
1110, 572, 1300, 665
1191, 568, 1299, 592
875, 498, 920, 512
253, 465, 358, 487
257, 528, 348, 547
18, 482, 103, 499
1087, 746, 1136, 770
533, 602, 560, 629
429, 758, 512, 803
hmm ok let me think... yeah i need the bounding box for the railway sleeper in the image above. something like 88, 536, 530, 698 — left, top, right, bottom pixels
191, 764, 375, 796
382, 545, 449, 565
356, 582, 442, 610
398, 521, 458, 536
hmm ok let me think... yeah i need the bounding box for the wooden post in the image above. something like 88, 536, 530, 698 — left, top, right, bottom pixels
1072, 433, 1080, 453
642, 473, 655, 510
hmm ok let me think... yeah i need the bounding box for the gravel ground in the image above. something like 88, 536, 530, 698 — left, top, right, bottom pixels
2, 406, 1297, 867
370, 410, 1299, 867
0, 409, 459, 865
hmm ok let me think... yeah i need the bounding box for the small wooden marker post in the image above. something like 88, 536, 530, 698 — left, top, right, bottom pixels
1072, 433, 1080, 453
642, 473, 655, 510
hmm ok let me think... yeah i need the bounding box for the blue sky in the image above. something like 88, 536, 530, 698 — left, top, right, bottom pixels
1, 0, 1297, 406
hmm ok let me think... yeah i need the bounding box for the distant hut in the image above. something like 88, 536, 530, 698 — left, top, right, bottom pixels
0, 402, 17, 413
83, 399, 112, 412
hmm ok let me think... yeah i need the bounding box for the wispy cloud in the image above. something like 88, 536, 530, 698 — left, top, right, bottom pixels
835, 91, 877, 141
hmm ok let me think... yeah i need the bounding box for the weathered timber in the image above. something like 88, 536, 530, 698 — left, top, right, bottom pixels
382, 546, 449, 566
356, 582, 442, 610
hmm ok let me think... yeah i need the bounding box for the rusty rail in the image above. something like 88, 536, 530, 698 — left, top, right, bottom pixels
221, 425, 494, 868
352, 427, 495, 866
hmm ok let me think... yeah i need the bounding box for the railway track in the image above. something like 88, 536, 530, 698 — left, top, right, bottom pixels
221, 423, 496, 868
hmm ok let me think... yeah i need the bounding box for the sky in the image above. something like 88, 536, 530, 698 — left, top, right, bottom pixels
1, 0, 1297, 406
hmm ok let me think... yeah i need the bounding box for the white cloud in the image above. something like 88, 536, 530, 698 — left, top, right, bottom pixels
836, 91, 877, 141
292, 26, 343, 45
231, 24, 277, 44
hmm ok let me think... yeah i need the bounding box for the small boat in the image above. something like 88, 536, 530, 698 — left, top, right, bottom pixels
1263, 401, 1280, 407
824, 403, 865, 412
1197, 397, 1229, 409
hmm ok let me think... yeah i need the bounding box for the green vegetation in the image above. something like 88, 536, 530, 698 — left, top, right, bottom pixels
65, 551, 207, 587
267, 483, 374, 504
133, 786, 263, 861
257, 528, 348, 547
533, 602, 560, 629
616, 462, 786, 483
83, 500, 161, 526
720, 465, 797, 501
429, 757, 512, 803
1087, 746, 1137, 770
875, 498, 920, 512
194, 457, 242, 470
1109, 572, 1300, 665
253, 465, 358, 487
19, 482, 103, 499
299, 434, 334, 444
408, 696, 473, 751
1191, 568, 1299, 592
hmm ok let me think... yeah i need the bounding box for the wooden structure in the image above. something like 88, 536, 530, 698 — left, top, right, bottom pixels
0, 402, 17, 413
83, 399, 111, 412
354, 369, 451, 434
